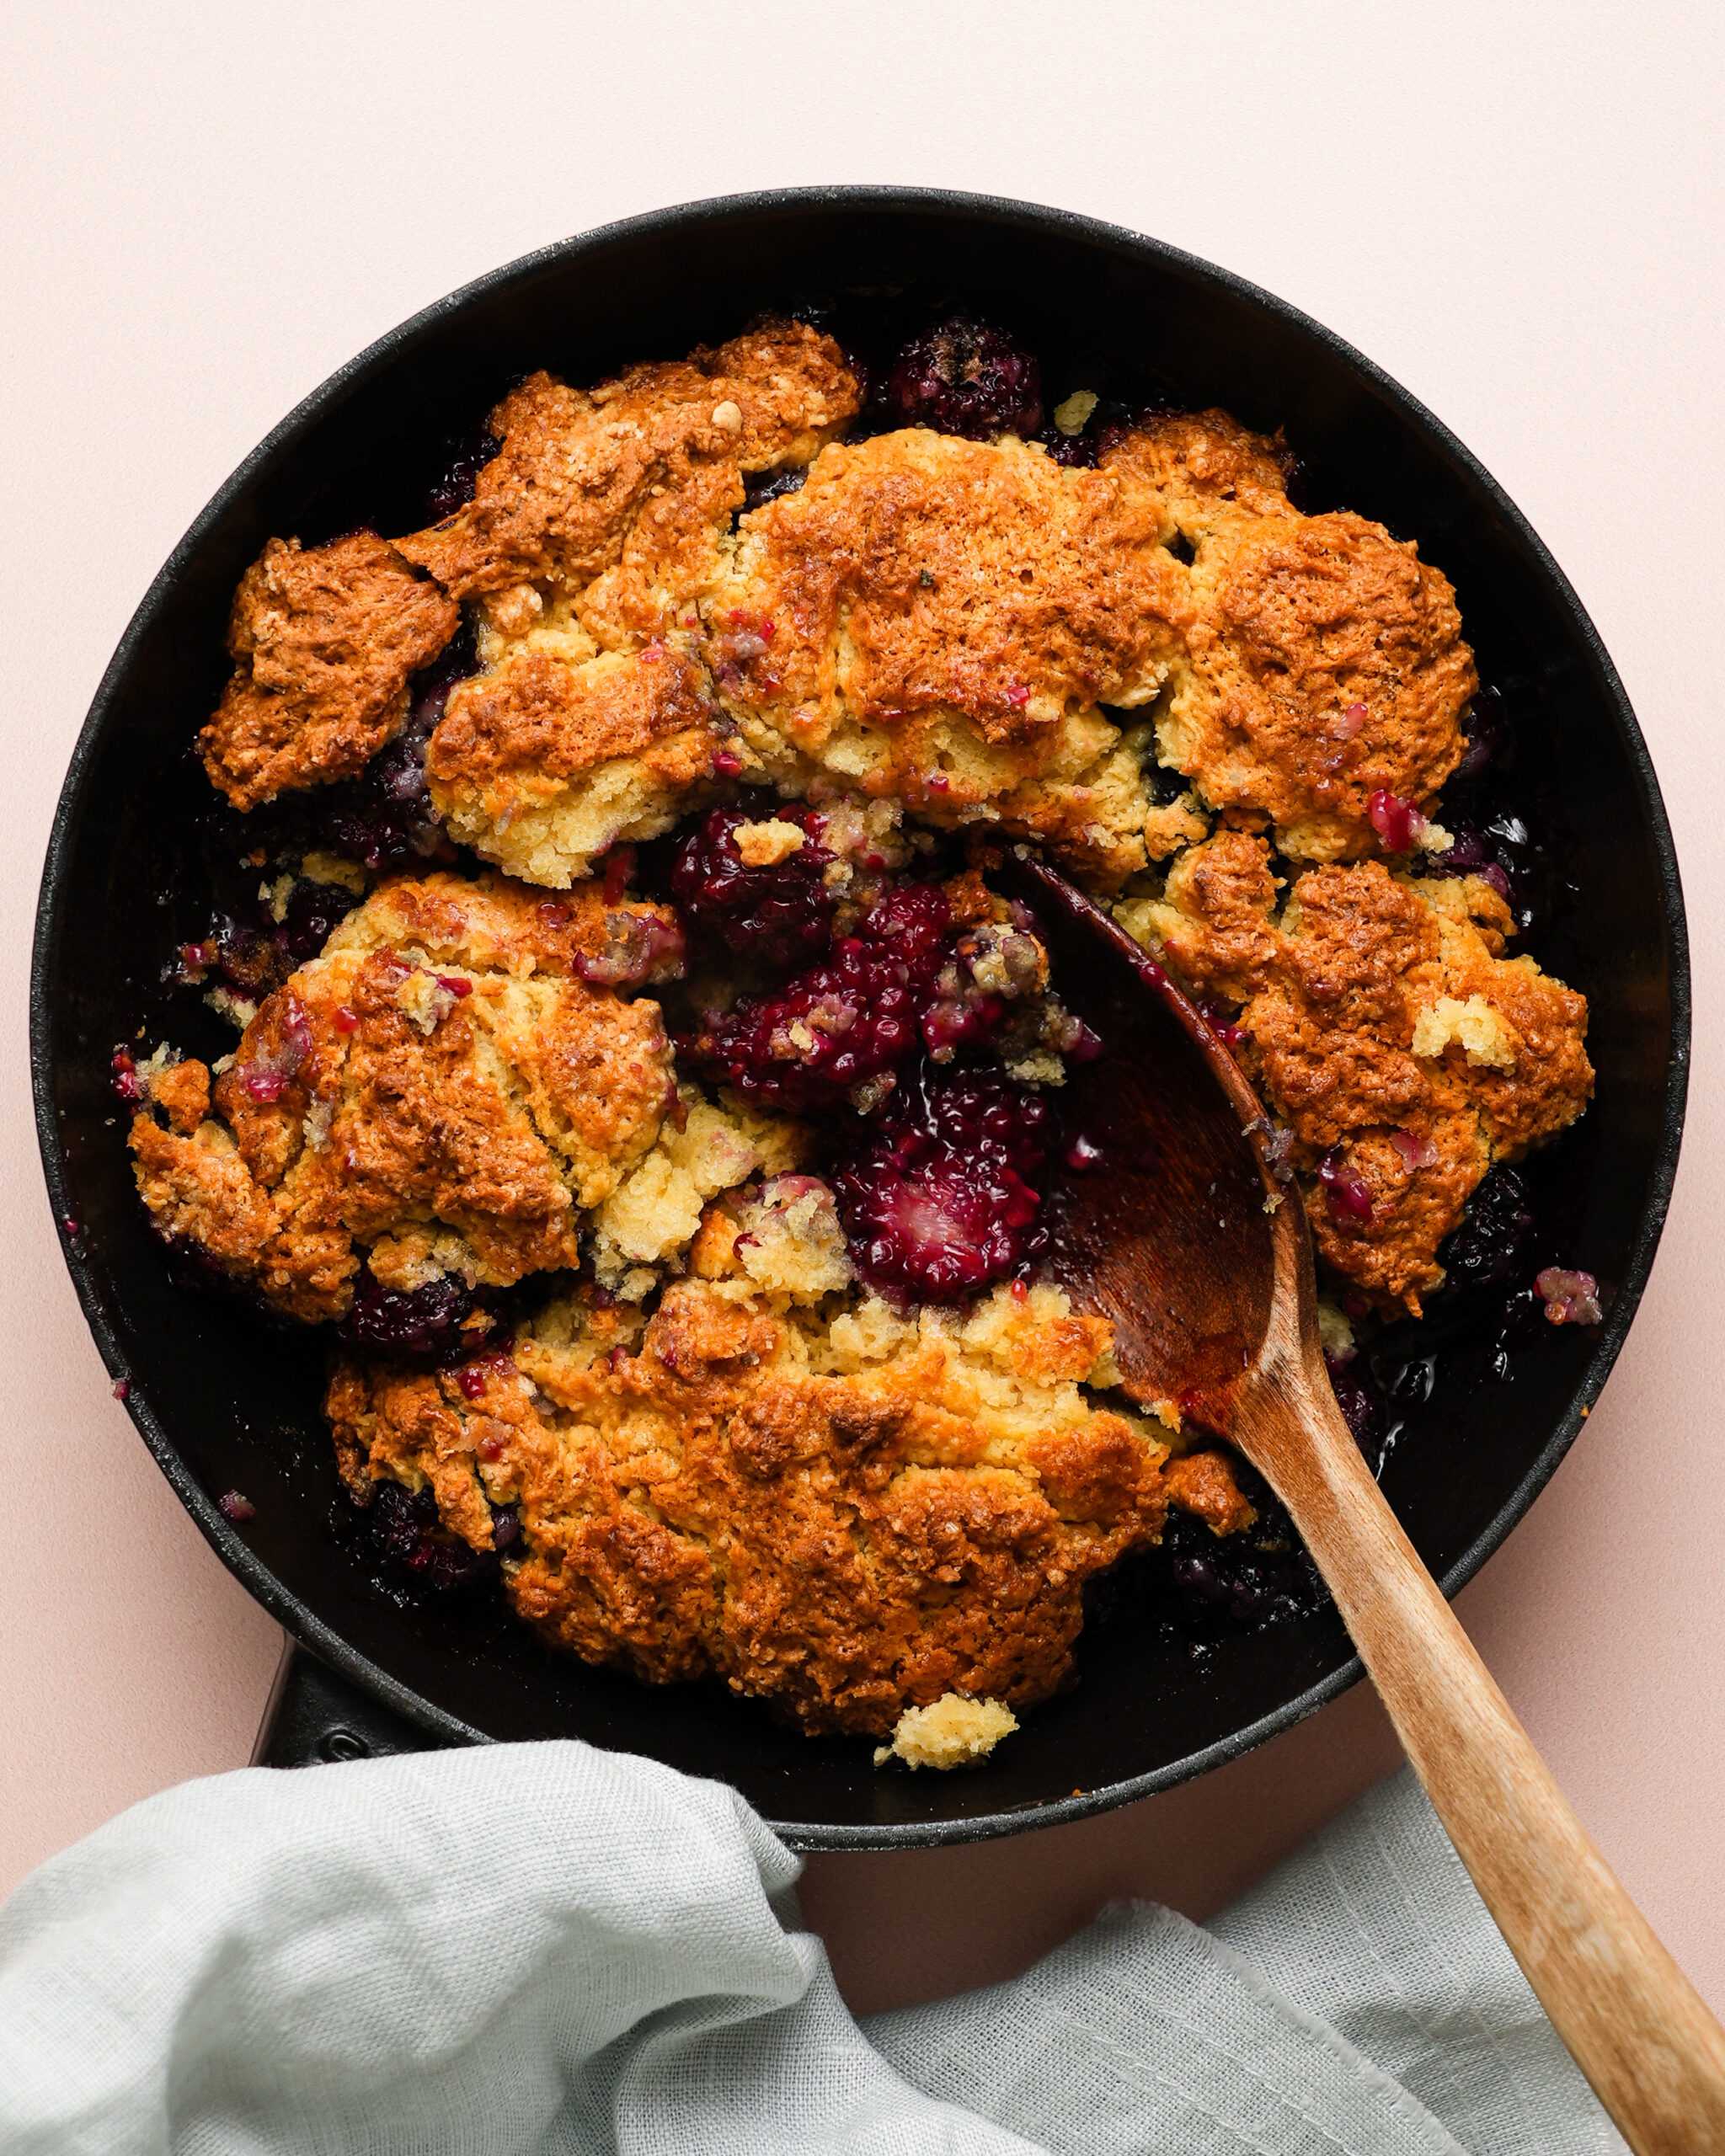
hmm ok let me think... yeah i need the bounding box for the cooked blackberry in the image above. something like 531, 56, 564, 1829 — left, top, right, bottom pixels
885, 317, 1043, 440
338, 1265, 504, 1366
831, 1064, 1050, 1303
681, 882, 956, 1113
670, 800, 836, 966
1440, 1166, 1535, 1292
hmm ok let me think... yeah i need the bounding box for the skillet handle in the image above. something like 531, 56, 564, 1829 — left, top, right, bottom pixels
251, 1641, 451, 1768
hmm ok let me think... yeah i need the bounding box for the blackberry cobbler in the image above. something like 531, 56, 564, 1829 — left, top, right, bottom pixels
125, 313, 1595, 1766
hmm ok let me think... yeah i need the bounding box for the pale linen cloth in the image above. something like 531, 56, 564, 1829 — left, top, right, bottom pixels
0, 1742, 1624, 2154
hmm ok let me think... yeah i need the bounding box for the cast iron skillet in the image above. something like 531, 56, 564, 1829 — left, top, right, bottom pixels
32, 189, 1689, 1849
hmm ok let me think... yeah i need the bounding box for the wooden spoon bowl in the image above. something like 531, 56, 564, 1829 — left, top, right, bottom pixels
1010, 846, 1725, 2156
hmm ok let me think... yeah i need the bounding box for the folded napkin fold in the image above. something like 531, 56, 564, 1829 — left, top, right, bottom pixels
0, 1739, 1622, 2153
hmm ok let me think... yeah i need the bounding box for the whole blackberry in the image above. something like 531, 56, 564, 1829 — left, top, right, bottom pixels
670, 800, 836, 967
885, 318, 1043, 440
681, 882, 957, 1114
360, 1483, 493, 1593
831, 1063, 1050, 1303
1440, 1166, 1535, 1292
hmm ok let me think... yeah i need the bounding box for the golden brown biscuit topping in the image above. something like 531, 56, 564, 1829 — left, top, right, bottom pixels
327, 1277, 1253, 1737
146, 314, 1599, 1757
196, 331, 1473, 887
424, 645, 720, 886
1165, 509, 1477, 860
702, 429, 1188, 885
200, 533, 459, 810
395, 323, 860, 615
1128, 842, 1592, 1309
130, 873, 678, 1321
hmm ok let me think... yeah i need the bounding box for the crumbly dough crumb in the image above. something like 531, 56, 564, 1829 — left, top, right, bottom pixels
874, 1693, 1019, 1770
1412, 993, 1517, 1070
1004, 1046, 1065, 1088
590, 1096, 796, 1289
731, 1176, 852, 1302
1316, 1300, 1356, 1361
299, 851, 368, 894
733, 818, 806, 868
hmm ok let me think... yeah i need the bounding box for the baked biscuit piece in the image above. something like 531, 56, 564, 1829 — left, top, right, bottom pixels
424, 643, 721, 887
1103, 419, 1476, 862
1132, 841, 1591, 1309
1107, 408, 1297, 528
402, 323, 860, 882
396, 323, 860, 618
129, 873, 680, 1321
327, 1274, 1252, 1737
1118, 827, 1284, 1004
704, 429, 1191, 887
200, 533, 460, 810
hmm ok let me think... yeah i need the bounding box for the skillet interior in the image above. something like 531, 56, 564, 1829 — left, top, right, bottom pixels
32, 189, 1688, 1847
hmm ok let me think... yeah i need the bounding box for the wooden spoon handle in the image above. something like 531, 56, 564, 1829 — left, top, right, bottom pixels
1253, 1372, 1725, 2153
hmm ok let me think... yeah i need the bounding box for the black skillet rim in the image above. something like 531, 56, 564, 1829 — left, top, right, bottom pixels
31, 185, 1692, 1849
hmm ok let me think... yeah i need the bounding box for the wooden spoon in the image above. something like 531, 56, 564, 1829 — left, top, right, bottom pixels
1009, 847, 1725, 2155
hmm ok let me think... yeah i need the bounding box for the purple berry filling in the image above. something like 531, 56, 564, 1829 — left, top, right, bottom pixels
360, 1482, 491, 1591
1324, 1351, 1386, 1460
424, 430, 500, 524
832, 1065, 1049, 1304
322, 631, 473, 872
186, 877, 363, 1006
670, 800, 836, 966
681, 881, 959, 1113
339, 1265, 501, 1366
741, 466, 807, 513
1151, 1496, 1323, 1635
1439, 1166, 1533, 1291
1452, 691, 1503, 784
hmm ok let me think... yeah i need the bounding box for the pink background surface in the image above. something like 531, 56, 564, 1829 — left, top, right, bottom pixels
4, 1, 1721, 2017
